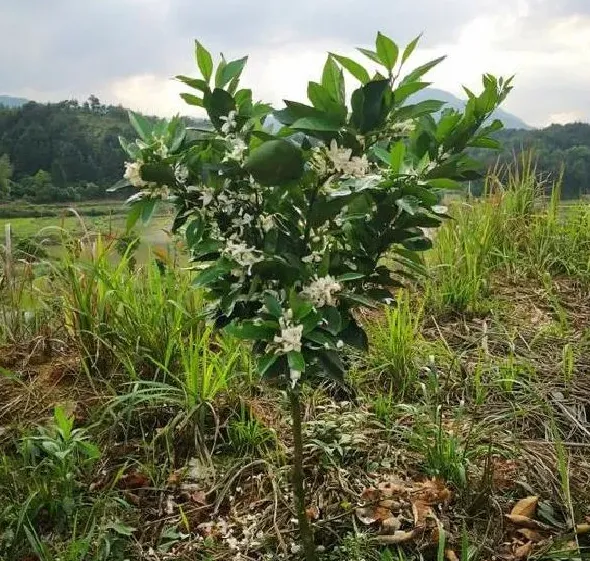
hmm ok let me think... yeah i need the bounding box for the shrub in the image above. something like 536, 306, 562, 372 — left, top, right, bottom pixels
118, 32, 512, 559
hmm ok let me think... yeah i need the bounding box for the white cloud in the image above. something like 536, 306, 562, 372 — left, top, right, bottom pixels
2, 0, 590, 126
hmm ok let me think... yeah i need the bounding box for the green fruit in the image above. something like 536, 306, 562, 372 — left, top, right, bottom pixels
244, 139, 304, 186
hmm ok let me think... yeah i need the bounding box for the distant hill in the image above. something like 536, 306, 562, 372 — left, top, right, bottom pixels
0, 95, 29, 108
410, 88, 531, 130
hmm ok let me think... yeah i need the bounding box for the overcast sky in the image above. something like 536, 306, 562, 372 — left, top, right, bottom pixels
1, 0, 589, 127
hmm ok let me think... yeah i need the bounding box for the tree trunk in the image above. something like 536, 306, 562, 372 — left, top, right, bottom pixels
289, 390, 317, 561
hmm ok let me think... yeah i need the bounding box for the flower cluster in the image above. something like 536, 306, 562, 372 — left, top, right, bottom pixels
274, 315, 303, 354
124, 161, 147, 188
301, 275, 342, 308
326, 140, 369, 177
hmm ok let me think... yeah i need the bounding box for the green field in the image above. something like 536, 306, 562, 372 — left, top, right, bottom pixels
0, 200, 179, 261
1, 181, 590, 561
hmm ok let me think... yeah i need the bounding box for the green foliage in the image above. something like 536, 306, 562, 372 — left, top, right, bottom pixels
120, 32, 511, 394
0, 407, 102, 557
0, 98, 208, 203
476, 123, 590, 199
367, 290, 422, 397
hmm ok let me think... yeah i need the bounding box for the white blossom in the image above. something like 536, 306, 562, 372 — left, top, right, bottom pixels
124, 161, 147, 188
326, 140, 369, 177
223, 240, 263, 272
289, 368, 301, 389
273, 317, 303, 354
301, 275, 342, 307
302, 252, 322, 264
259, 214, 275, 232
390, 119, 415, 135
200, 187, 215, 207
175, 164, 189, 184
220, 110, 238, 134
224, 137, 247, 163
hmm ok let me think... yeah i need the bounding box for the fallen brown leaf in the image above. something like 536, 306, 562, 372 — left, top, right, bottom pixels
414, 478, 452, 504
412, 499, 434, 528
445, 550, 460, 561
576, 523, 590, 535
190, 490, 208, 505
381, 517, 402, 533
355, 506, 392, 525
517, 528, 543, 543
505, 514, 548, 530
514, 542, 532, 559
511, 496, 539, 519
379, 499, 402, 511
378, 480, 405, 498
306, 505, 320, 520
360, 487, 381, 502
376, 530, 415, 544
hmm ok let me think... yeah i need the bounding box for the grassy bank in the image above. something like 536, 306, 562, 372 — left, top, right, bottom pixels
1, 169, 589, 560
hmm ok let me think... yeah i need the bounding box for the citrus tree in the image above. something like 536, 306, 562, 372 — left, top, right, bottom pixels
118, 32, 512, 560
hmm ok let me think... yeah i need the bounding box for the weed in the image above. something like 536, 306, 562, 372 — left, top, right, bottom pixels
368, 290, 422, 397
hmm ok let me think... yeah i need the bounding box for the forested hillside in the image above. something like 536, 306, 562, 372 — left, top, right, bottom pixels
0, 97, 134, 202
479, 123, 590, 198
0, 97, 589, 203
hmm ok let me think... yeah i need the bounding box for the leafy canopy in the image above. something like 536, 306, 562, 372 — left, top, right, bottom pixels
120, 32, 512, 390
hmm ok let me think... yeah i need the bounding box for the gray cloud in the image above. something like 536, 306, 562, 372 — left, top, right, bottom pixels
0, 0, 589, 125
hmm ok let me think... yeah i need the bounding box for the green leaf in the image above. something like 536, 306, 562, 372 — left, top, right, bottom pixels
357, 47, 382, 64
106, 521, 136, 537
126, 200, 143, 231
317, 349, 346, 379
389, 140, 406, 174
307, 82, 346, 119
225, 320, 277, 341
397, 196, 419, 215
468, 137, 501, 149
193, 263, 231, 288
264, 293, 283, 318
395, 100, 446, 120
425, 178, 463, 190
175, 75, 209, 92
141, 198, 157, 224
128, 111, 152, 141
244, 139, 304, 186
288, 351, 306, 372
401, 34, 422, 65
392, 81, 431, 105
305, 329, 337, 349
337, 272, 365, 281
195, 41, 214, 83
350, 79, 390, 133
322, 56, 345, 104
140, 163, 176, 186
322, 307, 342, 335
126, 198, 156, 231
220, 56, 248, 88
402, 236, 432, 251
339, 320, 369, 351
341, 291, 379, 309
376, 32, 399, 72
107, 178, 131, 192
400, 56, 446, 86
291, 116, 342, 132
180, 93, 203, 107
214, 55, 227, 88
258, 353, 279, 377
330, 53, 370, 84
205, 88, 236, 130
289, 291, 314, 322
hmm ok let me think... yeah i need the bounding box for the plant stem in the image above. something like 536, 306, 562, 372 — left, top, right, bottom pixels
289, 390, 317, 561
